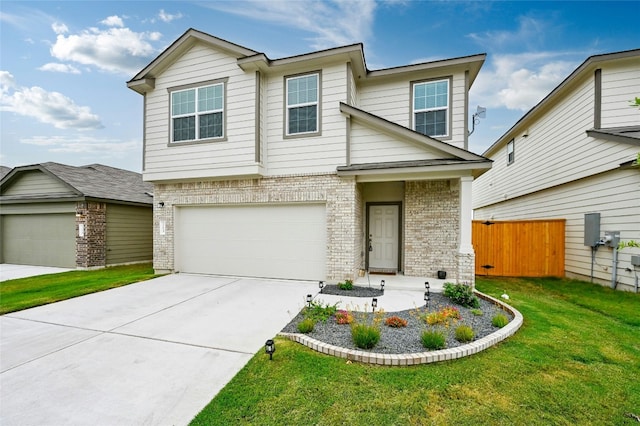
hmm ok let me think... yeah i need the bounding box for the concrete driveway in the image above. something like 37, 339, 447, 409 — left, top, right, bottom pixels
0, 264, 73, 281
0, 274, 317, 425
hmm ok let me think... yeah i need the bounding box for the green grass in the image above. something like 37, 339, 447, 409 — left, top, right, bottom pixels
0, 263, 158, 314
191, 277, 640, 425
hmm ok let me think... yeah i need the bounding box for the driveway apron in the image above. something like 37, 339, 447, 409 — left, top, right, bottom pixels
0, 274, 317, 425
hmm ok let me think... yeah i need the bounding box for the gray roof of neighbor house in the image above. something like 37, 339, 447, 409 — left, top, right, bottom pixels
0, 166, 11, 180
0, 162, 154, 205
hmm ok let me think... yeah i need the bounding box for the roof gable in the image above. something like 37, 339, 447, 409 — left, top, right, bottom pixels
0, 167, 79, 197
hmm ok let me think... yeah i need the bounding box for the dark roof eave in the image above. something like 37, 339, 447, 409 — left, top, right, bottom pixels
586, 127, 640, 146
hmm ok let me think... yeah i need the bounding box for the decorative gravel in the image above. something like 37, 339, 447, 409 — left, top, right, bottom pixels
281, 291, 513, 355
319, 284, 383, 297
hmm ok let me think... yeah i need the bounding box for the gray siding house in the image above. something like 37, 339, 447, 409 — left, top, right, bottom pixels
127, 29, 492, 283
473, 49, 640, 291
0, 162, 154, 269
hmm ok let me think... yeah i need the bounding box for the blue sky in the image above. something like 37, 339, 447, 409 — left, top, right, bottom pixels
1, 1, 638, 172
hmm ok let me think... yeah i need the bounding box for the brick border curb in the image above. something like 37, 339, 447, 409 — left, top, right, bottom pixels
278, 290, 523, 366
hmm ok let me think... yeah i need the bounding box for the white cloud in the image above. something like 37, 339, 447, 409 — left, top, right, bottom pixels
0, 71, 103, 130
21, 135, 139, 156
158, 9, 183, 23
50, 26, 160, 75
468, 16, 546, 50
203, 0, 377, 50
471, 52, 580, 112
38, 63, 81, 74
101, 15, 124, 27
52, 22, 68, 34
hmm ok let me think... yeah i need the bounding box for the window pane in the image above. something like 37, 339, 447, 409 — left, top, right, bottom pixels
415, 110, 446, 136
414, 81, 448, 111
172, 89, 195, 115
287, 74, 317, 106
289, 105, 317, 134
199, 112, 223, 139
198, 85, 223, 112
173, 116, 195, 141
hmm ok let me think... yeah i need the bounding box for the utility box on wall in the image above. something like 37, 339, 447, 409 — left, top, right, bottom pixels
604, 231, 620, 248
584, 213, 601, 247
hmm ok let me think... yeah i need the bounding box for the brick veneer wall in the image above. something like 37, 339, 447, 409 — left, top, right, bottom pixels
404, 180, 465, 280
152, 173, 359, 281
76, 201, 107, 268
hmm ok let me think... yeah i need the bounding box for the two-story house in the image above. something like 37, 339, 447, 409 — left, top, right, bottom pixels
473, 49, 640, 291
127, 28, 491, 283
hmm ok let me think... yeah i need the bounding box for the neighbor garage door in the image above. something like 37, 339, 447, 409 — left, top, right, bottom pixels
1, 214, 76, 268
175, 204, 326, 280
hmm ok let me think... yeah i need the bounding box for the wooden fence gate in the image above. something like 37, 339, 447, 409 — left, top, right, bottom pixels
472, 219, 565, 277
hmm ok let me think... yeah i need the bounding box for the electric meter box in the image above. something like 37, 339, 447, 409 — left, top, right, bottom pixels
604, 231, 620, 248
631, 255, 640, 267
584, 213, 600, 247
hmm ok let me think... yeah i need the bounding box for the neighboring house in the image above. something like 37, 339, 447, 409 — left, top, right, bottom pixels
0, 162, 154, 269
0, 166, 11, 180
127, 28, 492, 283
473, 49, 640, 291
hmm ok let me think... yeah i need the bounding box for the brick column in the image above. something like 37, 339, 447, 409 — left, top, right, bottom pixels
76, 201, 106, 268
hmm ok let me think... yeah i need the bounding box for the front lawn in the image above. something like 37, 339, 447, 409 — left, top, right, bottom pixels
0, 263, 158, 315
192, 277, 640, 425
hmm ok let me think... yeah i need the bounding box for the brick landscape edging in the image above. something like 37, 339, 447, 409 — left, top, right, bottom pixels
278, 290, 523, 366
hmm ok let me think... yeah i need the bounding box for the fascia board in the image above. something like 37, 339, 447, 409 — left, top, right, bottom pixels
364, 54, 486, 83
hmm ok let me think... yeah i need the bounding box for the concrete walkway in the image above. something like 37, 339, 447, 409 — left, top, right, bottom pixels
0, 274, 317, 425
0, 264, 73, 281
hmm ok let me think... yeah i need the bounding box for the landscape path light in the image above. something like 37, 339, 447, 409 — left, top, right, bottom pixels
424, 291, 430, 309
306, 294, 313, 307
372, 298, 378, 312
319, 281, 325, 291
265, 339, 275, 360
380, 280, 385, 292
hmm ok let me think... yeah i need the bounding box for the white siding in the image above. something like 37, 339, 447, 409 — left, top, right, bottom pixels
350, 121, 441, 164
600, 60, 640, 128
473, 72, 638, 209
358, 72, 467, 149
264, 63, 347, 175
474, 168, 640, 291
143, 42, 257, 181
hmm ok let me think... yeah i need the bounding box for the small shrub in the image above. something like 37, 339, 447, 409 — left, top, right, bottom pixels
492, 313, 509, 328
335, 310, 354, 325
421, 329, 446, 350
443, 282, 480, 308
425, 306, 460, 326
455, 325, 475, 343
351, 323, 380, 349
297, 318, 315, 333
470, 308, 484, 316
338, 279, 354, 290
304, 301, 338, 323
384, 315, 408, 328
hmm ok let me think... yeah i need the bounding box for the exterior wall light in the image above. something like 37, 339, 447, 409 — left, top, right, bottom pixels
372, 297, 378, 312
265, 339, 275, 360
306, 294, 313, 307
158, 201, 165, 208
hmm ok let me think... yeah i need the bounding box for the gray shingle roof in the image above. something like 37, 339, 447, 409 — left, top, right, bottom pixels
2, 162, 153, 205
0, 166, 11, 180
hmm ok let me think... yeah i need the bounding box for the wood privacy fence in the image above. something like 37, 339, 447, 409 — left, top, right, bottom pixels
472, 219, 565, 277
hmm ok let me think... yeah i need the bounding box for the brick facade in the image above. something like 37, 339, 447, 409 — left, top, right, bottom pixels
153, 174, 475, 283
75, 201, 107, 268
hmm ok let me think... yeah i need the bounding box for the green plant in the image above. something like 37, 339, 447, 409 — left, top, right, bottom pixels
337, 279, 354, 290
492, 313, 509, 328
470, 308, 483, 316
421, 329, 446, 350
351, 323, 381, 349
303, 301, 338, 323
618, 240, 640, 250
297, 318, 315, 333
455, 325, 475, 343
443, 282, 480, 308
384, 315, 408, 328
335, 309, 353, 325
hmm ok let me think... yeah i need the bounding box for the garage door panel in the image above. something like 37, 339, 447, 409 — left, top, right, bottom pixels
1, 214, 76, 268
175, 204, 326, 280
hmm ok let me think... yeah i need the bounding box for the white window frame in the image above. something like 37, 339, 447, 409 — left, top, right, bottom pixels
170, 81, 225, 144
412, 78, 450, 138
507, 139, 515, 165
285, 72, 320, 137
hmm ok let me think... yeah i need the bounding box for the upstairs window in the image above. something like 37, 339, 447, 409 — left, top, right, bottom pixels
286, 73, 319, 135
413, 79, 449, 137
507, 139, 515, 164
171, 82, 224, 143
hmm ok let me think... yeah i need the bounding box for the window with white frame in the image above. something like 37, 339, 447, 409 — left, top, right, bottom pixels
413, 79, 449, 137
171, 82, 224, 143
507, 139, 515, 164
286, 73, 319, 135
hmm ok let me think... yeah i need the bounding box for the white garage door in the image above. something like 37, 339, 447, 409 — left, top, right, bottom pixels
175, 204, 326, 280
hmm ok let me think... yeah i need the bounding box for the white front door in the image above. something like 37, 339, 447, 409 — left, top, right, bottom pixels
368, 204, 399, 271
